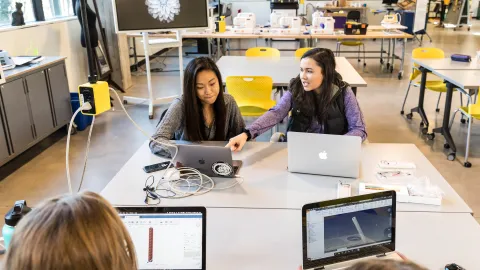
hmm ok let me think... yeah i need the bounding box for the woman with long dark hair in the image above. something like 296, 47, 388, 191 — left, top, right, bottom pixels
150, 57, 245, 157
226, 48, 366, 152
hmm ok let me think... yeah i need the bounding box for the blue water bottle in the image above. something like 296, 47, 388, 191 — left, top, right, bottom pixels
2, 200, 31, 250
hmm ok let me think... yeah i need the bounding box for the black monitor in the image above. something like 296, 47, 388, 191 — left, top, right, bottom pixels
382, 0, 399, 5
113, 0, 209, 33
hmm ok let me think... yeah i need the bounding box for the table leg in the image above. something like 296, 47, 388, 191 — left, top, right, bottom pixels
409, 68, 429, 130
380, 38, 384, 64
133, 37, 138, 72
386, 39, 391, 69
216, 38, 221, 60
142, 32, 154, 119
391, 38, 396, 73
398, 38, 406, 79
352, 87, 357, 96
433, 82, 457, 156
227, 38, 230, 56
208, 38, 212, 58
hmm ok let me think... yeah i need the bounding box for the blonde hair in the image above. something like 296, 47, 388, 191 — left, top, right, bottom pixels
4, 191, 137, 270
347, 259, 428, 270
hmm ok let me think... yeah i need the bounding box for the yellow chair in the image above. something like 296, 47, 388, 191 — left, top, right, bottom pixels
245, 47, 280, 57
225, 76, 276, 116
401, 48, 464, 116
336, 40, 366, 66
449, 101, 480, 167
295, 47, 313, 58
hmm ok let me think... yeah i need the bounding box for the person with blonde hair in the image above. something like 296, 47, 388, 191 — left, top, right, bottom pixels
3, 191, 137, 270
298, 258, 427, 270
346, 259, 428, 270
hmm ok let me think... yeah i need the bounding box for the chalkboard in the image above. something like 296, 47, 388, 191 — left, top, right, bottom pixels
113, 0, 209, 33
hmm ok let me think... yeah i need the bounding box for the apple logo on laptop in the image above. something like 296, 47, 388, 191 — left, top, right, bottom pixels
319, 151, 328, 160
199, 159, 206, 165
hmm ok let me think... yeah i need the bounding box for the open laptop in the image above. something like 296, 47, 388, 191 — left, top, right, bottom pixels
302, 191, 401, 270
116, 206, 207, 270
287, 132, 361, 178
174, 144, 242, 178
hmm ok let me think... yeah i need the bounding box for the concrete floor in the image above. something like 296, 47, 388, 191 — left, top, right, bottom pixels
1, 22, 480, 258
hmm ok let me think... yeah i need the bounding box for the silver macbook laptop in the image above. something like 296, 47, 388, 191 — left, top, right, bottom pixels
116, 206, 207, 270
302, 191, 401, 270
287, 132, 361, 178
174, 144, 242, 178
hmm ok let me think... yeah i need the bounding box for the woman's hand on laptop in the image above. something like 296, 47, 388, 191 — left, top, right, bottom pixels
225, 133, 248, 152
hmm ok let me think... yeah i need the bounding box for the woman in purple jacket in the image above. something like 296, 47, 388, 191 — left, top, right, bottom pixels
226, 48, 367, 152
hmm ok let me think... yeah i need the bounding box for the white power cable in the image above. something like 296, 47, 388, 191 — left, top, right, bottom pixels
77, 115, 95, 192
66, 102, 92, 194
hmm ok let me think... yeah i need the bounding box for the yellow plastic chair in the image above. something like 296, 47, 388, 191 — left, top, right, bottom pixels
401, 48, 465, 116
225, 76, 276, 116
245, 47, 280, 57
336, 40, 366, 66
449, 101, 480, 167
295, 47, 313, 58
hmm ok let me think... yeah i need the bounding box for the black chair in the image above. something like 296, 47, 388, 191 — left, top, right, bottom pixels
346, 10, 361, 22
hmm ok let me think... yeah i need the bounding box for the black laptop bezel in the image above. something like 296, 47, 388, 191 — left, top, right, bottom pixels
116, 206, 207, 270
302, 191, 396, 269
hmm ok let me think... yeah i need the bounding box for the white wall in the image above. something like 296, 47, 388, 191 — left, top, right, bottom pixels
0, 19, 88, 92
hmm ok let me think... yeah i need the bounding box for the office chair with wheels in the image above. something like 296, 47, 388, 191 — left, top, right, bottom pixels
401, 47, 464, 117
245, 47, 281, 57
336, 11, 366, 66
295, 47, 313, 58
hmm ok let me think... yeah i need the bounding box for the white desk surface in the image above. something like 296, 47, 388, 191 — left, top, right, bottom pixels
206, 209, 480, 270
412, 58, 480, 71
101, 142, 471, 214
431, 69, 480, 90
216, 56, 367, 88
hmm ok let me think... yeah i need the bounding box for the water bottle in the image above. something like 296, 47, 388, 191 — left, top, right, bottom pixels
2, 200, 31, 250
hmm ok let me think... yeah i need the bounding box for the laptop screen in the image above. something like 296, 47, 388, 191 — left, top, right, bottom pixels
117, 207, 206, 270
302, 191, 396, 269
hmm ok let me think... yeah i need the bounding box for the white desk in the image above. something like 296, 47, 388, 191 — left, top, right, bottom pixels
206, 209, 480, 270
216, 56, 367, 94
408, 59, 480, 167
412, 58, 480, 71
431, 70, 480, 90
101, 142, 471, 214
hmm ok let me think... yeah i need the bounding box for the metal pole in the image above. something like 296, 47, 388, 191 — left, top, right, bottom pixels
79, 0, 97, 83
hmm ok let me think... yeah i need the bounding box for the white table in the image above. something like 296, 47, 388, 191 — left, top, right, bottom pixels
431, 70, 480, 91
216, 56, 367, 95
412, 58, 480, 71
206, 208, 480, 270
101, 142, 472, 214
408, 59, 480, 167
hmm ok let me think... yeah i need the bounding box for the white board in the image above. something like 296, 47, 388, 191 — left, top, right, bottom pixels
414, 0, 428, 33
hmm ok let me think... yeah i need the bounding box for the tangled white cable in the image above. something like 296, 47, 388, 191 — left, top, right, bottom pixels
65, 88, 244, 200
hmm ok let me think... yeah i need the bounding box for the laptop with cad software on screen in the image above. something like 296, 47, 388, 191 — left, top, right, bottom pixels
116, 206, 206, 270
287, 132, 361, 178
302, 191, 401, 270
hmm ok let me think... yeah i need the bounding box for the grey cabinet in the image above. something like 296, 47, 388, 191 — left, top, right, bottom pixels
25, 71, 55, 139
0, 57, 72, 167
0, 96, 10, 163
0, 79, 35, 153
47, 64, 72, 127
